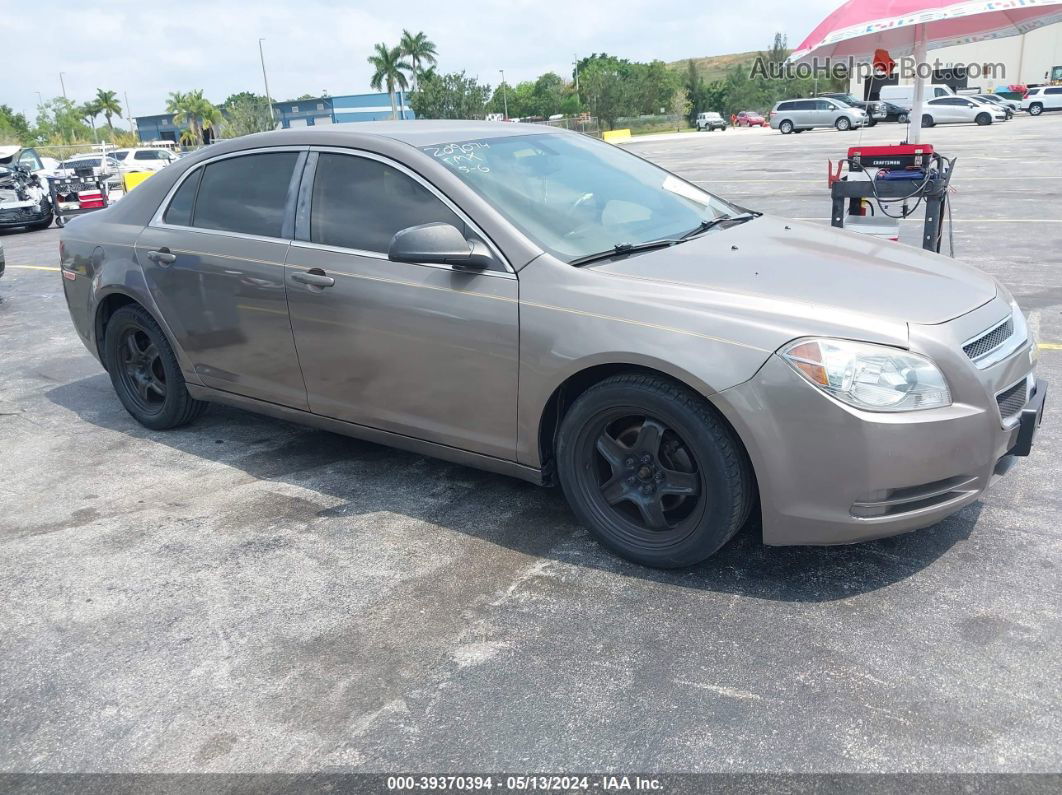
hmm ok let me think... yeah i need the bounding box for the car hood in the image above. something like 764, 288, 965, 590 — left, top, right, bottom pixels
591, 215, 997, 325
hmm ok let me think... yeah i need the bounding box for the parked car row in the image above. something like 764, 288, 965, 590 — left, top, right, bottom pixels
0, 145, 180, 233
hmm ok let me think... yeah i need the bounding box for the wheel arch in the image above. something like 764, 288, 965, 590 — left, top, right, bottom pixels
535, 359, 755, 489
93, 289, 187, 378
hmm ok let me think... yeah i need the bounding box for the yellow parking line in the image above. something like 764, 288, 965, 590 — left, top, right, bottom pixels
7, 265, 60, 272
1040, 343, 1062, 351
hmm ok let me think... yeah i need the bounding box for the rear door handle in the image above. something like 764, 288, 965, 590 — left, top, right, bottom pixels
291, 268, 335, 288
147, 247, 176, 265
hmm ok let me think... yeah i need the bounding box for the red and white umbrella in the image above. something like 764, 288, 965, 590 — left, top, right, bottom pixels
791, 0, 1062, 140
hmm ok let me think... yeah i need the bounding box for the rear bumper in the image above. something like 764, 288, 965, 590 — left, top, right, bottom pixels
710, 349, 1042, 546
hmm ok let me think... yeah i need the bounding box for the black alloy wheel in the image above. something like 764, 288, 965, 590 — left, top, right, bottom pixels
104, 304, 207, 429
588, 413, 702, 535
116, 326, 168, 415
556, 373, 752, 568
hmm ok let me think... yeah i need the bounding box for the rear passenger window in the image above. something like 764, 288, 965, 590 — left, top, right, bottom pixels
1046, 87, 1062, 95
192, 152, 298, 237
163, 168, 202, 226
310, 153, 463, 253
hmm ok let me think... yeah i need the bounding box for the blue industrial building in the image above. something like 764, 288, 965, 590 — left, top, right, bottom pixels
273, 92, 415, 128
133, 113, 187, 143
135, 91, 414, 143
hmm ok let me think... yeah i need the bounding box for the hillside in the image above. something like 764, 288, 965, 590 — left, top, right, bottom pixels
668, 50, 761, 82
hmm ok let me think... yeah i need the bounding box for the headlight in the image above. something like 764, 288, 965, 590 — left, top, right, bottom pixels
781, 338, 951, 412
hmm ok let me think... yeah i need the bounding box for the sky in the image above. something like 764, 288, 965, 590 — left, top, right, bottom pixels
2, 0, 841, 122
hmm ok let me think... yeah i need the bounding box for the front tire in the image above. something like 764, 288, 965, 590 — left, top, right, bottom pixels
897, 112, 909, 124
103, 304, 207, 430
835, 116, 852, 131
975, 112, 992, 126
556, 373, 753, 568
921, 114, 934, 128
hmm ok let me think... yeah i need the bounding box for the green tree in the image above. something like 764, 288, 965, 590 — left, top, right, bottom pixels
579, 57, 629, 130
399, 30, 438, 90
410, 71, 491, 119
33, 98, 91, 144
166, 89, 221, 145
367, 42, 412, 120
0, 105, 32, 145
222, 94, 273, 137
80, 100, 102, 142
94, 89, 123, 140
532, 72, 569, 117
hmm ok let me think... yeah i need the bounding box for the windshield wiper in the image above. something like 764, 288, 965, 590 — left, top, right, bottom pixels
680, 212, 759, 240
569, 238, 683, 267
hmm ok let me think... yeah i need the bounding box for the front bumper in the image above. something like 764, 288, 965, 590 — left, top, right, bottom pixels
710, 315, 1042, 546
0, 201, 51, 229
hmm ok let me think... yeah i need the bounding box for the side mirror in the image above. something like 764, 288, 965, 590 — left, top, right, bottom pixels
388, 222, 494, 270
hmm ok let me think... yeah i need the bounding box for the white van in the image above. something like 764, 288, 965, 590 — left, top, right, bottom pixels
878, 84, 955, 110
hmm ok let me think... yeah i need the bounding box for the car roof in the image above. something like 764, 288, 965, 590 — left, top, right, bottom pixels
215, 120, 559, 152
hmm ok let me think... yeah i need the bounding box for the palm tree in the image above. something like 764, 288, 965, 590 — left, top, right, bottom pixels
368, 42, 411, 120
94, 89, 123, 140
80, 101, 102, 143
166, 89, 220, 145
399, 30, 438, 91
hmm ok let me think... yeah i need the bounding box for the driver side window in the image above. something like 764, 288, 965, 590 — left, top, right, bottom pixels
310, 153, 467, 255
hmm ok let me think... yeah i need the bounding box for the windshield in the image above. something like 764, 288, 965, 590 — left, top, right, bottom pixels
421, 133, 735, 262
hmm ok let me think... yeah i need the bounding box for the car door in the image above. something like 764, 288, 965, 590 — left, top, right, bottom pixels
135, 148, 309, 409
284, 149, 520, 461
1045, 87, 1062, 109
813, 99, 835, 127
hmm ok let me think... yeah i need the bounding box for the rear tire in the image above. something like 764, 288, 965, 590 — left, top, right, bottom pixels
835, 116, 852, 131
556, 373, 753, 568
1029, 103, 1043, 116
897, 112, 909, 124
27, 214, 53, 231
779, 119, 794, 134
975, 112, 992, 126
103, 304, 207, 430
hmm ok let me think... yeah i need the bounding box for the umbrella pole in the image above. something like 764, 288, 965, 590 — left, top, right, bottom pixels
910, 23, 928, 144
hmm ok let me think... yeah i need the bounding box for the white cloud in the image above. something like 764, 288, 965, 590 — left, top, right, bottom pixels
2, 0, 840, 121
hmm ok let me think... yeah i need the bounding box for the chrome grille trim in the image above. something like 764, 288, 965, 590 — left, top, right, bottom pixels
963, 316, 1013, 361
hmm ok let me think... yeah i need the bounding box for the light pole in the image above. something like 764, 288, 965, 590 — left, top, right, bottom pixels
499, 69, 509, 120
35, 91, 43, 107
573, 55, 581, 105
59, 72, 68, 101
259, 38, 276, 125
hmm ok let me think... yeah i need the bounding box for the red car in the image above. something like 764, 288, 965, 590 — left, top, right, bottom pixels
735, 111, 768, 127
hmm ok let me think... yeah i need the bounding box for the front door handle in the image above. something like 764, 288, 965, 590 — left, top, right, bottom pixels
291, 268, 335, 289
147, 247, 176, 265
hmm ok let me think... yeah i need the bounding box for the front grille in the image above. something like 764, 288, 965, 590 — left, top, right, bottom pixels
996, 379, 1028, 420
963, 317, 1013, 360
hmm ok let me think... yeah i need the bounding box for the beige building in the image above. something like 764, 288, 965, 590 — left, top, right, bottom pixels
851, 23, 1062, 98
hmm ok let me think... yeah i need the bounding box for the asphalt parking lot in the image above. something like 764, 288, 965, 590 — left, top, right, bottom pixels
2, 115, 1061, 774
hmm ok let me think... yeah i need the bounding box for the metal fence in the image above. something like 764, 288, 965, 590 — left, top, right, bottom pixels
527, 117, 602, 138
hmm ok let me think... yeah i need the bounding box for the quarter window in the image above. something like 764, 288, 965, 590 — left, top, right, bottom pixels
163, 167, 202, 226
192, 152, 298, 237
310, 153, 464, 253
